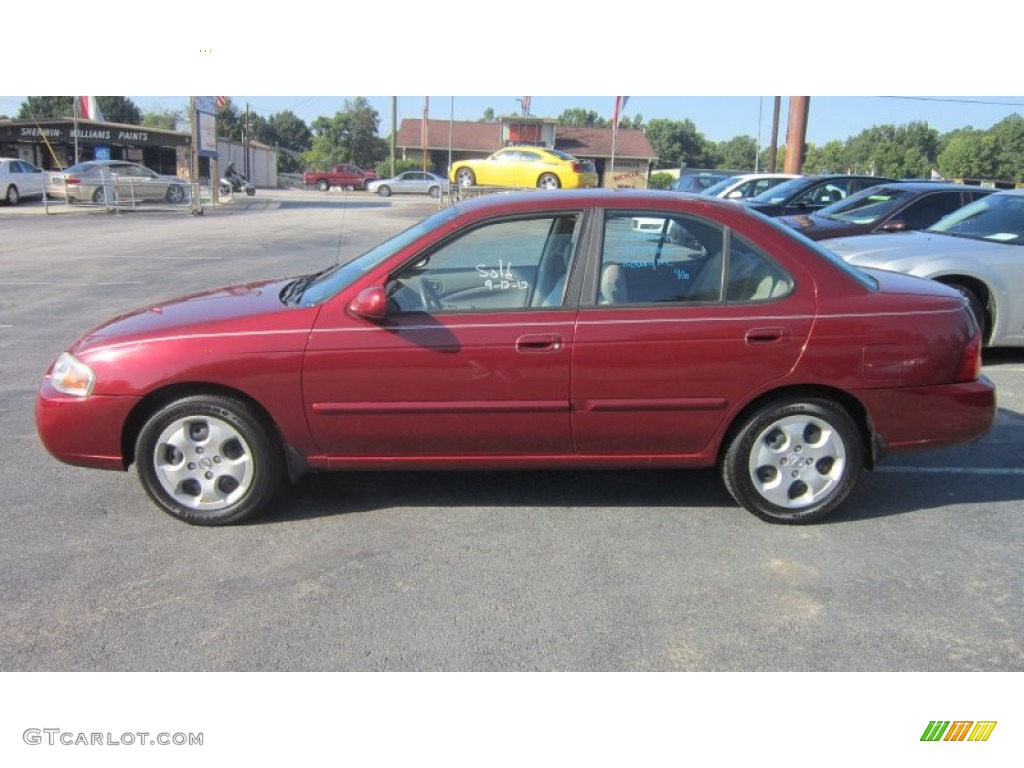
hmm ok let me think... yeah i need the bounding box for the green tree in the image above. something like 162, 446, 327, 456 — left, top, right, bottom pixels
646, 118, 716, 169
18, 96, 74, 119
216, 98, 244, 141
95, 97, 142, 125
804, 140, 849, 173
558, 108, 608, 128
988, 114, 1024, 180
937, 130, 997, 178
17, 95, 141, 123
716, 135, 758, 170
141, 107, 183, 131
480, 107, 495, 122
265, 110, 312, 153
844, 122, 939, 177
303, 97, 385, 170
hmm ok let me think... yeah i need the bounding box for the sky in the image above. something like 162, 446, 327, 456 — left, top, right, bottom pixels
5, 94, 1022, 151
4, 6, 1021, 148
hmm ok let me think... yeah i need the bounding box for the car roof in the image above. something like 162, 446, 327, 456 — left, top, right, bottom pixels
857, 181, 997, 193
452, 187, 756, 216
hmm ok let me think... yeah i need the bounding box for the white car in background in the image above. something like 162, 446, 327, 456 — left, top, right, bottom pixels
702, 173, 800, 200
0, 158, 45, 205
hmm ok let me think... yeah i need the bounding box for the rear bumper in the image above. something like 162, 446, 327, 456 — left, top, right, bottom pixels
863, 376, 996, 457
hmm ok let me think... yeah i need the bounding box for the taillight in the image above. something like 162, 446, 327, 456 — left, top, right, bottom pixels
954, 329, 982, 383
570, 163, 581, 172
66, 176, 81, 186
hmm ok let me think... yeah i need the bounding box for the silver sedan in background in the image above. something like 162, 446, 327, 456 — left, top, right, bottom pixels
822, 188, 1024, 348
367, 171, 449, 198
46, 160, 189, 205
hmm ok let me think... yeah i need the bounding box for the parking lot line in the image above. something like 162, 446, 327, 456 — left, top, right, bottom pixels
877, 466, 1024, 475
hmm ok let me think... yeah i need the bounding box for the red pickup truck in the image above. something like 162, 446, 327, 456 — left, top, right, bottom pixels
303, 163, 379, 191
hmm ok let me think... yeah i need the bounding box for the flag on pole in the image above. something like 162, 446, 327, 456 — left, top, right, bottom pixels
78, 97, 104, 122
215, 96, 228, 110
612, 96, 630, 131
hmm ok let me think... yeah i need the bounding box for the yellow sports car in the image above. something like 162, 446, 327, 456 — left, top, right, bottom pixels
450, 147, 599, 189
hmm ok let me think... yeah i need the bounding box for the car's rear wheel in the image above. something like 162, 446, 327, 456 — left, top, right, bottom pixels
135, 394, 284, 526
92, 186, 108, 204
377, 185, 392, 197
5, 184, 19, 205
721, 397, 863, 523
537, 173, 560, 190
429, 186, 441, 199
166, 185, 185, 204
316, 179, 330, 192
456, 168, 475, 186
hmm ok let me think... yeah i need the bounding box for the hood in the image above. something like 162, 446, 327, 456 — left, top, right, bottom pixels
71, 277, 316, 351
778, 214, 867, 239
821, 230, 1009, 269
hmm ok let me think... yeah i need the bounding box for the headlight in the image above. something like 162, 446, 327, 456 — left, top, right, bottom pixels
50, 352, 95, 397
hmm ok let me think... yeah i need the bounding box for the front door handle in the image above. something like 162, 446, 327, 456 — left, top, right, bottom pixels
745, 327, 790, 345
516, 334, 564, 353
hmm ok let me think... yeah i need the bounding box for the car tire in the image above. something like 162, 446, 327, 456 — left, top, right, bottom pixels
5, 184, 19, 205
92, 187, 108, 204
537, 173, 560, 190
135, 394, 284, 526
429, 186, 441, 199
456, 168, 475, 186
721, 397, 863, 524
377, 185, 392, 197
166, 185, 185, 204
316, 179, 330, 192
949, 282, 988, 342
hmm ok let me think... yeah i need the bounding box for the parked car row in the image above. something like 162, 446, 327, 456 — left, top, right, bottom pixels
683, 172, 1022, 350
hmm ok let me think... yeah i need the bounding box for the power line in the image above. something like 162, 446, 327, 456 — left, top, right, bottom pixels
877, 96, 1024, 108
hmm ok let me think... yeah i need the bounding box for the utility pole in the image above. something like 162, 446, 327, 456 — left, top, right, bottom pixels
390, 97, 397, 178
768, 97, 781, 173
421, 97, 429, 172
784, 97, 810, 175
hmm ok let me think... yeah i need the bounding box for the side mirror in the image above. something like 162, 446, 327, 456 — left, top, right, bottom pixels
348, 286, 389, 321
879, 219, 909, 232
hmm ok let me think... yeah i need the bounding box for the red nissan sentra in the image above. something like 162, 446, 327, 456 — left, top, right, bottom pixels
36, 190, 996, 525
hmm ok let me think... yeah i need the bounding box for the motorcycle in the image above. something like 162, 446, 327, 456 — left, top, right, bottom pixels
218, 164, 256, 197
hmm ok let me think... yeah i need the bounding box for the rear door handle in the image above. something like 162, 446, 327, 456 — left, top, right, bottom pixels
516, 334, 564, 353
745, 327, 790, 345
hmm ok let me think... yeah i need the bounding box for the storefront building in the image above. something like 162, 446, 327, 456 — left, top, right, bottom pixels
0, 118, 191, 175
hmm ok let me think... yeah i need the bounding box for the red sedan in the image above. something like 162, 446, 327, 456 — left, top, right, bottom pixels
36, 190, 995, 526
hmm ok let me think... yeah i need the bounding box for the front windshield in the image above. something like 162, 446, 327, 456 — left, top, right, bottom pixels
927, 192, 1024, 243
748, 176, 811, 204
702, 176, 742, 196
817, 186, 913, 224
294, 206, 460, 305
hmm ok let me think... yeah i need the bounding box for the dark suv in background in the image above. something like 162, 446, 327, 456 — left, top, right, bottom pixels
742, 174, 897, 216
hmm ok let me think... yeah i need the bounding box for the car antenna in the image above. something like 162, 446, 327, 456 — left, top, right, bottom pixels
335, 190, 349, 265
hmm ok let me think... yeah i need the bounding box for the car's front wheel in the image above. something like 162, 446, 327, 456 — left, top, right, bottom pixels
135, 394, 284, 526
721, 397, 863, 523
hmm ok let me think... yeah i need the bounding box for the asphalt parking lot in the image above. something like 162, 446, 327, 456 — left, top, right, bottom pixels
1, 189, 1022, 672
